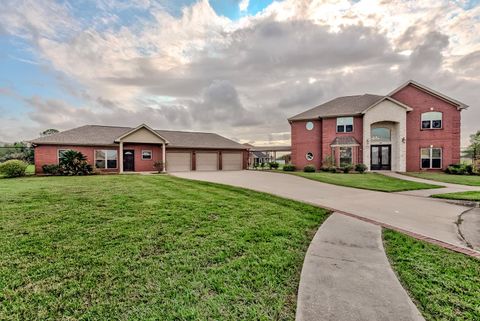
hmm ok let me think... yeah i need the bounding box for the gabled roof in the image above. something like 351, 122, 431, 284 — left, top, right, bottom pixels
388, 80, 468, 110
288, 94, 384, 120
114, 123, 169, 143
30, 125, 247, 149
361, 96, 413, 114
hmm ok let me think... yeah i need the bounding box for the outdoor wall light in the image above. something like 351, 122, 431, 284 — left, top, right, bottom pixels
402, 137, 406, 143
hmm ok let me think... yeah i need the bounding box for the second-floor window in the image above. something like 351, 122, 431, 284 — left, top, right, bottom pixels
337, 117, 353, 133
421, 112, 442, 129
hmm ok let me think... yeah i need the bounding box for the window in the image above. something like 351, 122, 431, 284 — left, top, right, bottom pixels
306, 152, 314, 161
142, 150, 152, 160
337, 117, 353, 133
95, 150, 118, 169
421, 112, 442, 129
421, 148, 442, 169
58, 149, 68, 163
371, 127, 391, 141
306, 121, 314, 131
339, 147, 352, 165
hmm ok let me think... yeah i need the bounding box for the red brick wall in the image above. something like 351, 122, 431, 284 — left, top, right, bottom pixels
321, 116, 363, 165
123, 144, 162, 172
35, 144, 248, 173
290, 120, 322, 169
34, 145, 119, 173
391, 84, 461, 171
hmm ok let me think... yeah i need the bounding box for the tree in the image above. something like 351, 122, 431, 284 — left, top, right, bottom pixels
463, 130, 480, 162
59, 150, 93, 175
40, 129, 59, 136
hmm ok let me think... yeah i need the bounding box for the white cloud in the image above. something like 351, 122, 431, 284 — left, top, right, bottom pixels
239, 0, 249, 12
0, 0, 479, 146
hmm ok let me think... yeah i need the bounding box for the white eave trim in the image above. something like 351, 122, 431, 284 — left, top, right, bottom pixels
388, 80, 468, 110
114, 123, 170, 143
361, 96, 413, 114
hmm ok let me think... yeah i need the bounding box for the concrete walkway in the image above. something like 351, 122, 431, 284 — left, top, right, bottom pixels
296, 213, 424, 321
381, 172, 480, 197
173, 171, 473, 250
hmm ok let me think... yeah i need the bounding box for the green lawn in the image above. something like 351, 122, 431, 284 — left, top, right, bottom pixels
431, 191, 480, 201
289, 172, 442, 192
405, 172, 480, 186
0, 175, 329, 320
384, 229, 480, 321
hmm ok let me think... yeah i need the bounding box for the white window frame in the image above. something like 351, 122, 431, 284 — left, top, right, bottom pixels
336, 117, 354, 133
141, 150, 152, 160
57, 149, 68, 164
420, 147, 442, 169
94, 149, 118, 169
305, 152, 314, 161
306, 121, 314, 131
421, 112, 443, 130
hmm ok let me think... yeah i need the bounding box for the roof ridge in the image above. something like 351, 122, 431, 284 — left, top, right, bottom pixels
84, 124, 218, 135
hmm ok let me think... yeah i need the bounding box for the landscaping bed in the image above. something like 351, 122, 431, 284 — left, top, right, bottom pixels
405, 172, 480, 186
0, 175, 328, 320
288, 172, 442, 192
384, 229, 480, 321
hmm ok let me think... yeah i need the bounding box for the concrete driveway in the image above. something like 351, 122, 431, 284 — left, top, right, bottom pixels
173, 170, 474, 250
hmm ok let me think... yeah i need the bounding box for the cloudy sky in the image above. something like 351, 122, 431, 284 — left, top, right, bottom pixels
0, 0, 479, 146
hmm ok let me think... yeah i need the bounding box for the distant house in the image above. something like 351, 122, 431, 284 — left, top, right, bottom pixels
289, 80, 468, 171
30, 124, 248, 173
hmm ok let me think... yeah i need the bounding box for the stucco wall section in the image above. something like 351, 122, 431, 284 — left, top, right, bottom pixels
391, 84, 462, 171
363, 100, 407, 172
290, 120, 322, 169
120, 127, 165, 144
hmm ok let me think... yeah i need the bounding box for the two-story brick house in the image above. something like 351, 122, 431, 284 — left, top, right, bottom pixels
289, 80, 468, 172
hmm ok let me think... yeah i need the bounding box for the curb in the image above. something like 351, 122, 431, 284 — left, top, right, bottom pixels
333, 210, 480, 259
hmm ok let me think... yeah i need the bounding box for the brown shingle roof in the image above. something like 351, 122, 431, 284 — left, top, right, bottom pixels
30, 125, 247, 149
330, 136, 360, 146
288, 94, 384, 120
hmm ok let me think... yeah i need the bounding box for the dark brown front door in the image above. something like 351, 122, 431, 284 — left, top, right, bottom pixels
123, 150, 135, 171
371, 145, 391, 170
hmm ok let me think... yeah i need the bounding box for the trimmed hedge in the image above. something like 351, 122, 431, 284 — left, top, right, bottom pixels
303, 165, 316, 172
283, 164, 296, 171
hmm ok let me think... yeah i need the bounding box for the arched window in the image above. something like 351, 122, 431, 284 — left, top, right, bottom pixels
421, 112, 442, 129
371, 127, 391, 141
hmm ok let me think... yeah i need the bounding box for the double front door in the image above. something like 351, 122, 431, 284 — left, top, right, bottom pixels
371, 145, 391, 170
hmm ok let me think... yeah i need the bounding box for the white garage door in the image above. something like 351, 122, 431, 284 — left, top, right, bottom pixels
166, 152, 191, 172
222, 152, 243, 171
196, 152, 218, 171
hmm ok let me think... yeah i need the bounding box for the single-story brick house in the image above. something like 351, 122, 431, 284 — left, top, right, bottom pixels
30, 124, 248, 173
289, 80, 468, 172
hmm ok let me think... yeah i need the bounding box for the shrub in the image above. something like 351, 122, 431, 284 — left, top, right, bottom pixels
153, 161, 164, 173
320, 166, 330, 172
268, 162, 280, 170
303, 165, 316, 172
445, 163, 474, 175
59, 150, 93, 176
341, 165, 353, 173
322, 155, 335, 167
355, 163, 367, 174
42, 164, 60, 175
260, 162, 265, 170
328, 166, 337, 173
283, 164, 296, 171
0, 160, 28, 178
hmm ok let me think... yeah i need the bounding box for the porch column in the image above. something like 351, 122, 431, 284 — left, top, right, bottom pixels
119, 141, 124, 173
162, 143, 166, 173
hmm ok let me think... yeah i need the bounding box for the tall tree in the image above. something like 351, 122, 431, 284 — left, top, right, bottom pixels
40, 129, 59, 136
463, 130, 480, 162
